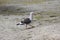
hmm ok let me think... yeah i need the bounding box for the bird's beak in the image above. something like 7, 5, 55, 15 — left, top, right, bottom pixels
33, 13, 37, 15
33, 12, 40, 15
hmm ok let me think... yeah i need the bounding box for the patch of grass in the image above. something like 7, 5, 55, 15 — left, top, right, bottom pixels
0, 7, 27, 15
19, 0, 46, 4
40, 11, 60, 17
35, 11, 60, 22
0, 0, 46, 5
34, 14, 42, 20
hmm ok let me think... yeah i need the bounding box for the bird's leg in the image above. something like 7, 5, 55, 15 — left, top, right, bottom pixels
26, 24, 27, 29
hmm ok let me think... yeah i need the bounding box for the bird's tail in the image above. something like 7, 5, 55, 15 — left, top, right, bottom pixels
16, 21, 24, 25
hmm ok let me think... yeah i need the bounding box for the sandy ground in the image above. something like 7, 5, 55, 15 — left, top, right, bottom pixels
0, 15, 60, 40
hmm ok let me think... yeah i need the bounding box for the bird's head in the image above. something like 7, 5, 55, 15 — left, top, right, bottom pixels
30, 12, 37, 15
30, 12, 34, 15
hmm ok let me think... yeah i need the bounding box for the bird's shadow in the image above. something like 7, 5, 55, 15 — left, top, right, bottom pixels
26, 26, 35, 29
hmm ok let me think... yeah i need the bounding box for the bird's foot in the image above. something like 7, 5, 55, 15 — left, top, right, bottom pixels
31, 26, 35, 28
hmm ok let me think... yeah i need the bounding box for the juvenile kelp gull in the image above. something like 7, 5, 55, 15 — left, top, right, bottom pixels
17, 12, 34, 28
